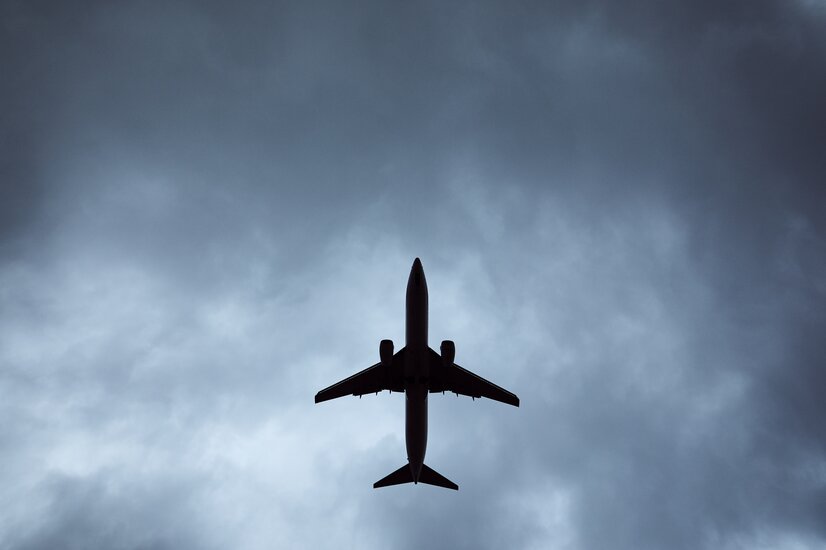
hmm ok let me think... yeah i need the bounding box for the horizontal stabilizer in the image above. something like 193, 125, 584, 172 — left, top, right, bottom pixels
373, 464, 413, 488
373, 463, 458, 490
419, 464, 458, 490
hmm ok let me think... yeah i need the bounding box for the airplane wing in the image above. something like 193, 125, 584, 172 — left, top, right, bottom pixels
315, 347, 406, 403
428, 348, 520, 407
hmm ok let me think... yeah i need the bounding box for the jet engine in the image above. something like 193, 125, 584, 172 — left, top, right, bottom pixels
380, 339, 394, 367
440, 340, 455, 368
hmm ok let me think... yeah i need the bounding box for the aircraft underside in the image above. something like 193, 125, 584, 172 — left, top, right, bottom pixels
314, 259, 519, 489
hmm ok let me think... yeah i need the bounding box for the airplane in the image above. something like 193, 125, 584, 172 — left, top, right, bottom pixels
314, 258, 519, 490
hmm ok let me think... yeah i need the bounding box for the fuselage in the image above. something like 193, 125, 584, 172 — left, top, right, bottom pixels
405, 258, 428, 482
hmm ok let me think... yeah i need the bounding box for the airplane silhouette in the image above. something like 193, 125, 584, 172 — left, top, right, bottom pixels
315, 258, 519, 490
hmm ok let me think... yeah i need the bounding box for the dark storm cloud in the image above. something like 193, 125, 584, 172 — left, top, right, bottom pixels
10, 471, 216, 550
1, 1, 825, 549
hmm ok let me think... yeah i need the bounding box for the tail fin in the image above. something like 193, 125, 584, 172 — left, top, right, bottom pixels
373, 463, 458, 490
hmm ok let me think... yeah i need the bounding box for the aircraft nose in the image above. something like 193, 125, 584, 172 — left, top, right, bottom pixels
410, 258, 424, 286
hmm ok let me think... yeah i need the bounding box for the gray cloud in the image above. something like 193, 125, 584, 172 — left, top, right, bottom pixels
1, 1, 825, 549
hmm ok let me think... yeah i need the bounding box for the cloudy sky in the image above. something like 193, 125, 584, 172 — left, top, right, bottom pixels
2, 1, 825, 548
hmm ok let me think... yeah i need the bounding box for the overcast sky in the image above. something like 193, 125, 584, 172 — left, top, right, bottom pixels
2, 1, 825, 549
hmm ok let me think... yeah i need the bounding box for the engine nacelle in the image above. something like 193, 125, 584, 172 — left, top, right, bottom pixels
380, 339, 394, 367
440, 340, 455, 368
